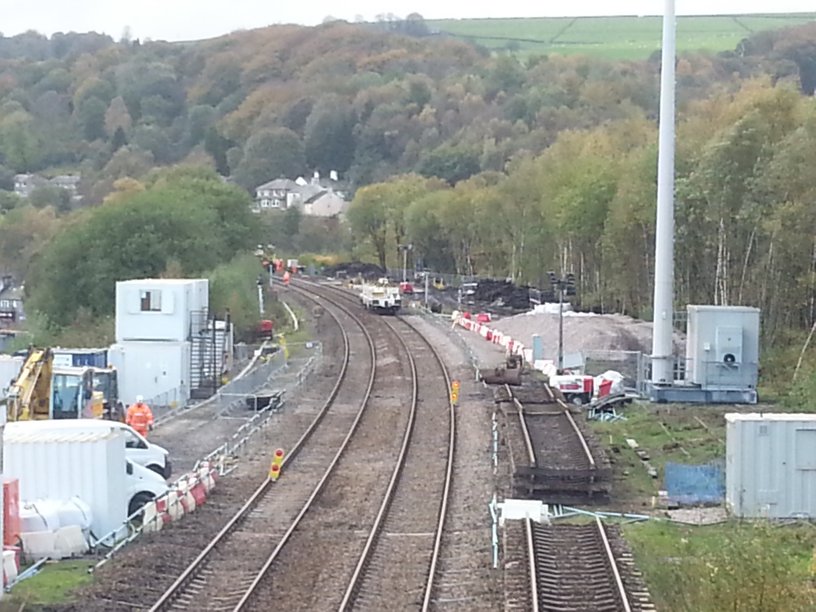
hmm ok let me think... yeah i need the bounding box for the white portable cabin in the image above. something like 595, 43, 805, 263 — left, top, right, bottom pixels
726, 413, 816, 518
115, 278, 209, 343
3, 428, 127, 537
108, 341, 191, 407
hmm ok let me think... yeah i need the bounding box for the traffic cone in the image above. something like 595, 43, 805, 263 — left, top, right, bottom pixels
269, 463, 281, 481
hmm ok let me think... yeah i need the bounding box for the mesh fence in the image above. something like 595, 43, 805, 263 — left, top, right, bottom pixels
664, 461, 725, 506
583, 350, 648, 393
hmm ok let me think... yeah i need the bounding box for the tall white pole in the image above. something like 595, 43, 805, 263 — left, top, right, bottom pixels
651, 0, 676, 385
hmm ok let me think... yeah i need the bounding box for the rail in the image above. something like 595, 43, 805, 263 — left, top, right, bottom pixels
297, 279, 455, 611
229, 281, 378, 610
149, 293, 356, 611
563, 408, 596, 469
337, 318, 419, 610
525, 518, 540, 612
508, 385, 536, 467
595, 517, 632, 612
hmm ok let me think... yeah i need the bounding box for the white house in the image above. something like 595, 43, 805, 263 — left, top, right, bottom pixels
253, 172, 349, 216
254, 178, 301, 211
303, 190, 349, 217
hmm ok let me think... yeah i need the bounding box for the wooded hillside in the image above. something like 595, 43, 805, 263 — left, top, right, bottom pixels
1, 20, 815, 205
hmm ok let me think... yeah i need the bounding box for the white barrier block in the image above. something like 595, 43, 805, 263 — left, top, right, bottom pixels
53, 525, 88, 558
20, 531, 56, 560
166, 491, 184, 521
497, 499, 550, 526
3, 550, 18, 584
142, 501, 162, 533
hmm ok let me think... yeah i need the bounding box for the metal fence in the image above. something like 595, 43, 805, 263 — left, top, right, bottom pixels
583, 350, 648, 393
664, 461, 725, 506
91, 343, 324, 566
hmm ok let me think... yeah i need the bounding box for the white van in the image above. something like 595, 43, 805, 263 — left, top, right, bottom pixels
5, 420, 172, 479
126, 459, 170, 517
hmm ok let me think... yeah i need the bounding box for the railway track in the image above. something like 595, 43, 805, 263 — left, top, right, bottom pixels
149, 279, 454, 611
147, 289, 375, 610
502, 384, 610, 501
524, 517, 655, 611
338, 315, 454, 611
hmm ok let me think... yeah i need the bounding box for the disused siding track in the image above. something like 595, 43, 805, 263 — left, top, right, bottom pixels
497, 383, 611, 502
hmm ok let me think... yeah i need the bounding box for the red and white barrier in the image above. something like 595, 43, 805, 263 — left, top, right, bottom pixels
144, 463, 219, 532
452, 311, 532, 364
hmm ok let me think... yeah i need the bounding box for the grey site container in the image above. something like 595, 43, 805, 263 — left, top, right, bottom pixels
726, 413, 816, 518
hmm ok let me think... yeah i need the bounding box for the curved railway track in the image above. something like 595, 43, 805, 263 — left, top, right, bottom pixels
149, 279, 454, 611
147, 288, 373, 610
525, 517, 655, 611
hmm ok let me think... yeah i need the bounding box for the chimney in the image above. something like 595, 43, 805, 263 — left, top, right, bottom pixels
329, 170, 338, 182
312, 171, 320, 186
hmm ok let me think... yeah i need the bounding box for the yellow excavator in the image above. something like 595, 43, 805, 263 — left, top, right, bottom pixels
5, 347, 105, 421
6, 347, 54, 421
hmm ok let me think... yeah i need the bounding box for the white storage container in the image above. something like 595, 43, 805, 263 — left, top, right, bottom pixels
726, 413, 816, 518
0, 355, 24, 397
115, 278, 209, 343
3, 429, 127, 537
108, 341, 191, 406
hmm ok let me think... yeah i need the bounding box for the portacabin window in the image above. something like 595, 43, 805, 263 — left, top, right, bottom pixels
139, 290, 162, 312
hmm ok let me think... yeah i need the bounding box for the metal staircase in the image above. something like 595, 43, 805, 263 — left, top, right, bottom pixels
189, 310, 227, 400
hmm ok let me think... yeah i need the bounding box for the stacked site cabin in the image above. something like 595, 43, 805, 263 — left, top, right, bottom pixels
110, 279, 212, 406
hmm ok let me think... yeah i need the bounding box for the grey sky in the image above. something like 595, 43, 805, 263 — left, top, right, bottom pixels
2, 0, 814, 42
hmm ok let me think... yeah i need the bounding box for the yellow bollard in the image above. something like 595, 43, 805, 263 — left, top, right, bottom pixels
269, 463, 281, 481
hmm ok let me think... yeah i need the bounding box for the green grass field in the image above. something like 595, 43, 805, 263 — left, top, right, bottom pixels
428, 14, 816, 60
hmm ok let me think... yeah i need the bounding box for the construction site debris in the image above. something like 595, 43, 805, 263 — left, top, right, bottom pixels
322, 262, 385, 279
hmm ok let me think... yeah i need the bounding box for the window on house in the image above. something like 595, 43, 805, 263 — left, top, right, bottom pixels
140, 290, 162, 312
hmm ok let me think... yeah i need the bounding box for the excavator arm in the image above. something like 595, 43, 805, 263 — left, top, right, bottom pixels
6, 348, 53, 421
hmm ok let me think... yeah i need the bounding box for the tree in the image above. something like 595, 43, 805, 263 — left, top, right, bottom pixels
27, 168, 256, 326
282, 205, 302, 239
0, 110, 42, 171
304, 96, 356, 174
104, 96, 133, 138
347, 184, 390, 269
0, 205, 60, 278
234, 127, 306, 190
76, 96, 107, 141
29, 186, 72, 213
111, 126, 128, 152
417, 145, 481, 185
204, 128, 235, 176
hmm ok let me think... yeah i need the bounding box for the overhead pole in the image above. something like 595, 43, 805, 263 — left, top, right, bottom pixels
651, 0, 677, 385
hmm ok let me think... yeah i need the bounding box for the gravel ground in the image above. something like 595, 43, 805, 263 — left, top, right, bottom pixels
348, 318, 455, 611
490, 310, 685, 359
242, 301, 413, 611
408, 314, 503, 611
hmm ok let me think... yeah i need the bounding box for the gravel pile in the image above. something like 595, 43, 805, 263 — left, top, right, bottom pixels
491, 311, 685, 358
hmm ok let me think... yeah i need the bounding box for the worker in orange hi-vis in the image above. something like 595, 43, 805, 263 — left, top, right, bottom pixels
126, 395, 155, 438
283, 270, 291, 287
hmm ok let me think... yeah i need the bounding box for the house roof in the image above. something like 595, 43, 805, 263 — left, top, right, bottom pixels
255, 178, 298, 191
0, 286, 23, 300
